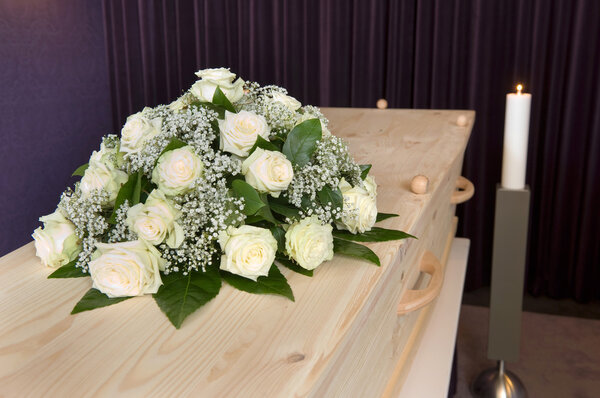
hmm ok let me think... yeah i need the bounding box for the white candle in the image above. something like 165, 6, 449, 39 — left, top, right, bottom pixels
501, 84, 531, 189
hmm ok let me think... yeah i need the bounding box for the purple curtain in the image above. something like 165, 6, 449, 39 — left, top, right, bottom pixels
0, 1, 112, 257
102, 0, 600, 301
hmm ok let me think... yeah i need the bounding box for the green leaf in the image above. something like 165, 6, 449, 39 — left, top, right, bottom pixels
333, 227, 416, 242
212, 86, 236, 113
317, 185, 343, 211
376, 212, 399, 222
245, 205, 278, 225
72, 163, 89, 177
269, 200, 301, 220
270, 226, 286, 252
108, 172, 138, 224
360, 164, 372, 179
71, 289, 133, 314
249, 135, 280, 154
132, 171, 142, 205
153, 266, 222, 329
333, 238, 380, 266
48, 260, 88, 279
232, 179, 266, 215
257, 194, 279, 224
221, 264, 294, 301
276, 255, 313, 277
158, 138, 188, 160
281, 119, 322, 167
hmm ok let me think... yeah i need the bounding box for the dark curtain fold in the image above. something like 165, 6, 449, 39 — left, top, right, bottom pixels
102, 0, 600, 301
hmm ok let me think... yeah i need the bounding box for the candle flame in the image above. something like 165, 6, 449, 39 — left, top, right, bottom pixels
516, 84, 523, 95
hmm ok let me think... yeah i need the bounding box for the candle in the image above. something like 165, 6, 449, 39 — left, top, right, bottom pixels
501, 84, 531, 189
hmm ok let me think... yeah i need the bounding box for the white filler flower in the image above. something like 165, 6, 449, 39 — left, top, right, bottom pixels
242, 148, 293, 197
126, 189, 184, 248
32, 209, 81, 268
218, 110, 270, 157
218, 225, 277, 281
190, 67, 245, 103
120, 110, 162, 155
152, 146, 204, 196
285, 216, 334, 270
89, 240, 166, 298
337, 176, 378, 234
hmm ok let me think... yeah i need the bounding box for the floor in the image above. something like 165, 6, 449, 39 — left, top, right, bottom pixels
454, 304, 600, 398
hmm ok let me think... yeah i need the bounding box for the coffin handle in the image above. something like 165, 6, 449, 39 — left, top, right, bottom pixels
450, 176, 474, 204
397, 251, 444, 315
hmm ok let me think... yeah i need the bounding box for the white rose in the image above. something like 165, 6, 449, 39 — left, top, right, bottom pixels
337, 176, 378, 234
168, 93, 195, 112
285, 216, 334, 270
242, 148, 293, 197
80, 144, 128, 203
218, 225, 277, 281
151, 146, 204, 196
272, 91, 301, 111
219, 110, 270, 157
190, 67, 245, 103
32, 209, 81, 268
120, 110, 162, 155
89, 240, 166, 298
126, 189, 184, 248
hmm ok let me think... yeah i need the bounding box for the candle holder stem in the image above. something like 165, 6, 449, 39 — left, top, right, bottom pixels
471, 185, 530, 398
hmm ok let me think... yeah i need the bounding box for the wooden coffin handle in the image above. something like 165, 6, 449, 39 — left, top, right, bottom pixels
450, 176, 474, 204
397, 251, 444, 315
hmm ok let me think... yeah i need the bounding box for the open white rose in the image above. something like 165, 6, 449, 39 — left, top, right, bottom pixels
219, 110, 270, 157
218, 225, 277, 281
285, 216, 334, 270
120, 110, 162, 155
126, 189, 184, 248
32, 209, 81, 268
80, 144, 128, 203
89, 240, 166, 298
242, 148, 293, 197
151, 146, 204, 196
190, 67, 245, 103
272, 91, 301, 111
337, 176, 378, 234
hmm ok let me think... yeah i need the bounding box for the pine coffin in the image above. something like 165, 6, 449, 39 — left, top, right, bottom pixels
0, 108, 474, 397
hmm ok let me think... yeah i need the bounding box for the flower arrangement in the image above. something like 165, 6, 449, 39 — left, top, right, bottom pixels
32, 68, 413, 328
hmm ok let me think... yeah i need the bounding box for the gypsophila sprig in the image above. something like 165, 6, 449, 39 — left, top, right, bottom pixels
32, 67, 413, 328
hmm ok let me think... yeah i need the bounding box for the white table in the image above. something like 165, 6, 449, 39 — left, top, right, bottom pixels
398, 238, 470, 398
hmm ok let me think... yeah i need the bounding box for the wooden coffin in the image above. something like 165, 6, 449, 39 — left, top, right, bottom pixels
0, 108, 474, 397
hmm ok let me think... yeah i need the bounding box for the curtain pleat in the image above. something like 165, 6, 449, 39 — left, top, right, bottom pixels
102, 0, 600, 301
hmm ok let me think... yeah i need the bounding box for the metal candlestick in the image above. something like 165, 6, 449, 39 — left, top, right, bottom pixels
472, 186, 530, 398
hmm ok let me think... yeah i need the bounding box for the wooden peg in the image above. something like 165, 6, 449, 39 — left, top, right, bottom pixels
456, 115, 468, 127
410, 175, 429, 194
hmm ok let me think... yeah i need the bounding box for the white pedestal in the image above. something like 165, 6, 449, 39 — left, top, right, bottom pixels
398, 238, 470, 398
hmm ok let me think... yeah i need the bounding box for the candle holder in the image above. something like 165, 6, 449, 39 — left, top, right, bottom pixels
471, 185, 530, 398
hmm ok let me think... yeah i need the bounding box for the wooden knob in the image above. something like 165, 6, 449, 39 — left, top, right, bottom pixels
410, 175, 429, 194
376, 99, 388, 109
456, 115, 468, 127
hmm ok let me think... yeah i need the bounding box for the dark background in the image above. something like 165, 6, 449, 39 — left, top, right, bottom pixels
1, 0, 599, 301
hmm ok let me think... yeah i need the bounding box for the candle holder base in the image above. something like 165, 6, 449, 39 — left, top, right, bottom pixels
471, 361, 527, 398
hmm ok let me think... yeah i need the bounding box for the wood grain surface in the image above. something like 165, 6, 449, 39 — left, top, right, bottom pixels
0, 108, 474, 397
